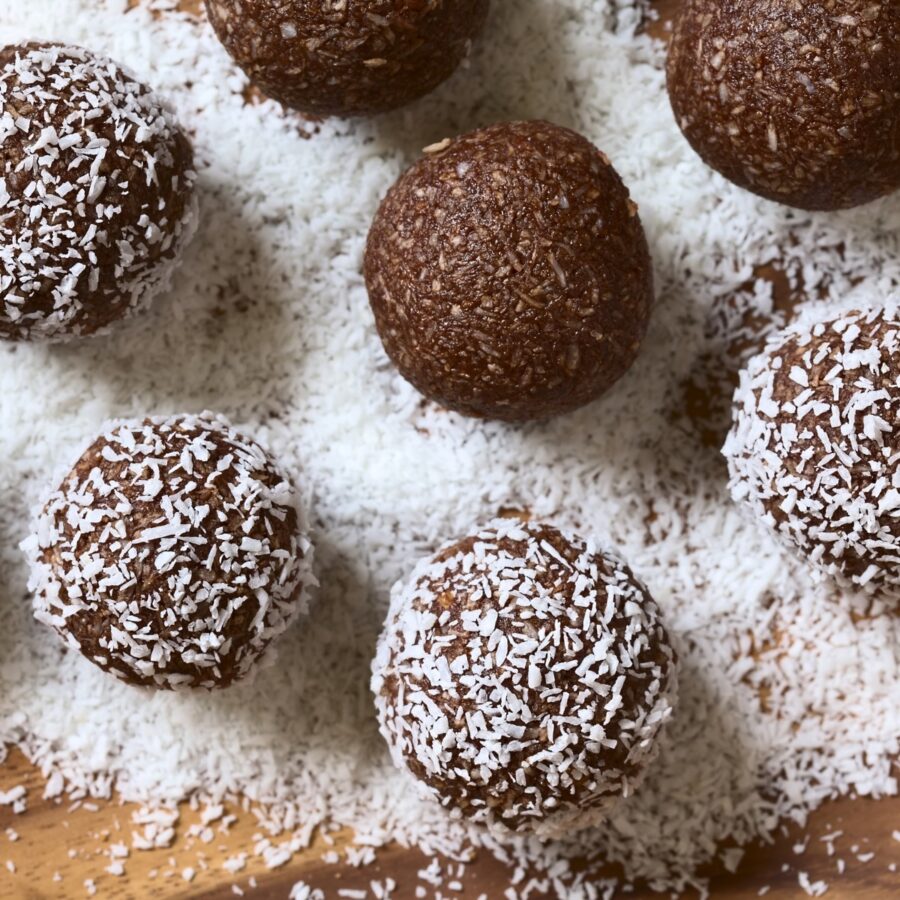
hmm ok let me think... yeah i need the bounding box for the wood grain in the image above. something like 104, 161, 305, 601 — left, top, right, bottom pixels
2, 744, 897, 899
2, 1, 897, 897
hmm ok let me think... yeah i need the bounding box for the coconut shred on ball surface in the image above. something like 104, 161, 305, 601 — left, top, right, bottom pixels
666, 0, 900, 211
365, 120, 655, 422
0, 43, 197, 341
23, 413, 316, 690
204, 0, 490, 118
724, 303, 900, 595
371, 519, 677, 837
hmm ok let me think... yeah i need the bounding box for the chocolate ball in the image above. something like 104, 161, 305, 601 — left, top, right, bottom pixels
724, 303, 900, 593
666, 0, 900, 210
0, 43, 198, 342
23, 413, 316, 690
364, 120, 654, 422
204, 0, 490, 118
371, 518, 677, 837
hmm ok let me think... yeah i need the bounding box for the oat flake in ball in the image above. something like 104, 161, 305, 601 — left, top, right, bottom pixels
666, 0, 900, 211
204, 0, 490, 118
371, 519, 677, 837
0, 43, 198, 342
23, 413, 316, 690
364, 120, 655, 422
724, 303, 900, 594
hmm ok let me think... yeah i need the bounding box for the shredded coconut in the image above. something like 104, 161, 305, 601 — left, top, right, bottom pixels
0, 0, 897, 896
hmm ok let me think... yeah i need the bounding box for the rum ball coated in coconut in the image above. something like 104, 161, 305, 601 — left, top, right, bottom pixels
0, 43, 198, 342
723, 303, 900, 594
666, 0, 900, 210
23, 413, 316, 690
204, 0, 490, 118
364, 120, 655, 422
371, 519, 677, 837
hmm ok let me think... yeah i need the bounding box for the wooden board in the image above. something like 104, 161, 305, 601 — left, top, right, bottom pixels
2, 745, 897, 899
2, 1, 898, 897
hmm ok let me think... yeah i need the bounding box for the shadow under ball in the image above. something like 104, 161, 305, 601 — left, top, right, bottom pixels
204, 0, 491, 118
666, 0, 900, 211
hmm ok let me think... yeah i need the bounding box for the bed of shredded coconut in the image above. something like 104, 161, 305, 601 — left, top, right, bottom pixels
0, 0, 897, 895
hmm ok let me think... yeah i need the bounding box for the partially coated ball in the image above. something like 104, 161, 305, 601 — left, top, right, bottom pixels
371, 518, 677, 837
24, 413, 316, 689
364, 120, 655, 422
0, 43, 197, 341
724, 303, 900, 594
666, 0, 900, 210
204, 0, 490, 118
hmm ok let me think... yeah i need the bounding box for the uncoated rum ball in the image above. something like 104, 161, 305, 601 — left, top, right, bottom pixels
666, 0, 900, 210
204, 0, 490, 118
364, 120, 655, 422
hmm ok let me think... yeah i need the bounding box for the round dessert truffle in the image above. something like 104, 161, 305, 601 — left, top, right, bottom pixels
371, 519, 677, 837
723, 303, 900, 593
203, 0, 490, 118
666, 0, 900, 210
364, 120, 654, 422
23, 413, 316, 689
0, 43, 197, 342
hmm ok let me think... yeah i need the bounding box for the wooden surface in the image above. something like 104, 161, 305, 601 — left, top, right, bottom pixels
2, 745, 897, 899
2, 1, 898, 897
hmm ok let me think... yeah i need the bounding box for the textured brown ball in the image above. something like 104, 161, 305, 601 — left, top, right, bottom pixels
724, 304, 900, 594
666, 0, 900, 210
23, 413, 316, 690
204, 0, 490, 118
371, 518, 677, 837
364, 120, 654, 422
0, 43, 197, 342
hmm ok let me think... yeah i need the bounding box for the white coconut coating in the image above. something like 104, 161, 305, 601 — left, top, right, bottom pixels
371, 519, 678, 838
724, 302, 900, 594
0, 42, 198, 341
22, 412, 316, 689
